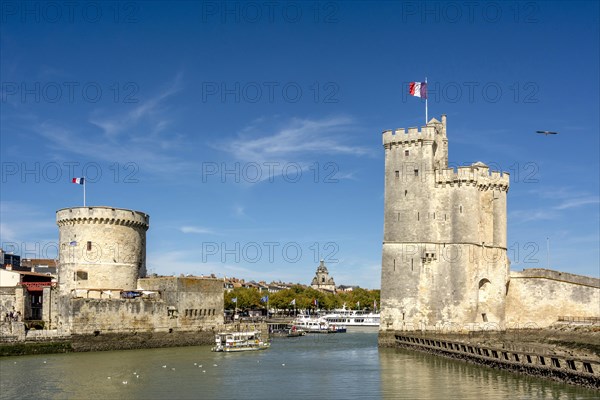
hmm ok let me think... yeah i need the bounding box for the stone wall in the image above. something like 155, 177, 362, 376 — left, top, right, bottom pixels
54, 276, 224, 335
506, 269, 600, 327
138, 276, 224, 329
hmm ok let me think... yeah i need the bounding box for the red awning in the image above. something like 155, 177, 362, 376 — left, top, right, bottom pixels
21, 282, 54, 292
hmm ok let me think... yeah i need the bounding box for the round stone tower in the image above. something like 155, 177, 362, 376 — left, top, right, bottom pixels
56, 206, 149, 293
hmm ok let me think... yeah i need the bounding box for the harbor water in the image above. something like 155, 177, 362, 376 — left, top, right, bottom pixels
0, 329, 597, 399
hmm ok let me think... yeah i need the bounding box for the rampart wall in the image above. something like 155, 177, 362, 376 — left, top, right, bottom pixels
506, 269, 600, 327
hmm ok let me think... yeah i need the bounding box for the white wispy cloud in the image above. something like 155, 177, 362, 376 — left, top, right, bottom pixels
232, 205, 246, 218
512, 188, 599, 222
0, 202, 58, 257
554, 196, 599, 210
509, 209, 557, 223
180, 226, 215, 235
216, 116, 372, 163
32, 73, 194, 177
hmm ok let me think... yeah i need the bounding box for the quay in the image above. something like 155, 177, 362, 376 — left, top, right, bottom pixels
379, 326, 600, 389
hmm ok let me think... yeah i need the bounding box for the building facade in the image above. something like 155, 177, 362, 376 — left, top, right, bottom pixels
311, 260, 336, 292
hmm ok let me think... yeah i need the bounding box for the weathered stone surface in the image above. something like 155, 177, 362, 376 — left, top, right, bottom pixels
380, 116, 600, 332
381, 116, 510, 331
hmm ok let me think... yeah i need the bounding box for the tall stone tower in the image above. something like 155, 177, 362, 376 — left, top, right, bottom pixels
56, 206, 149, 293
380, 115, 510, 331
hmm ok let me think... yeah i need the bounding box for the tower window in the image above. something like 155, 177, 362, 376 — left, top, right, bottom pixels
417, 212, 420, 221
395, 170, 399, 179
404, 190, 408, 197
459, 206, 463, 213
405, 150, 409, 156
87, 241, 92, 251
414, 169, 419, 176
75, 270, 88, 281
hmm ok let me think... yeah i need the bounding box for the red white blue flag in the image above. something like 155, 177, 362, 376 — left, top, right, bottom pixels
72, 177, 85, 185
409, 82, 427, 99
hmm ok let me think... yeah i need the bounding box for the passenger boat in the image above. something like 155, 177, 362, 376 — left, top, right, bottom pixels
320, 307, 380, 327
211, 330, 270, 352
292, 314, 346, 333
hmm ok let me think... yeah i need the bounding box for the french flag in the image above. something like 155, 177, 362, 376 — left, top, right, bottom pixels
72, 177, 85, 185
409, 82, 427, 99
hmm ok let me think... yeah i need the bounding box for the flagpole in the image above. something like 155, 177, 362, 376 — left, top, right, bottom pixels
425, 77, 428, 124
83, 178, 86, 207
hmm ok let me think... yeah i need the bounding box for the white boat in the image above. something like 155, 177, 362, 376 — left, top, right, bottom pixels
292, 314, 346, 333
320, 307, 380, 327
211, 330, 270, 352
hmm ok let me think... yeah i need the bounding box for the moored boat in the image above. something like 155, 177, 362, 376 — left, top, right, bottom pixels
211, 330, 270, 352
292, 314, 346, 333
320, 307, 380, 327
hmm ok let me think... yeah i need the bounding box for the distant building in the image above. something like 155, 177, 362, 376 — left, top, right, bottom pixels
311, 260, 336, 292
0, 249, 21, 270
0, 269, 54, 320
20, 259, 57, 276
338, 285, 359, 292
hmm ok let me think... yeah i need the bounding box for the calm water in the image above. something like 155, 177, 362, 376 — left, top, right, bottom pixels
0, 329, 597, 399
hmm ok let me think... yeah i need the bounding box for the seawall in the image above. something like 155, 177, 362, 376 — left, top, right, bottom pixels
379, 327, 600, 389
0, 322, 268, 356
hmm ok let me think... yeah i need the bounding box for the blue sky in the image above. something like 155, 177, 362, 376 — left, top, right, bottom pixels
1, 1, 598, 289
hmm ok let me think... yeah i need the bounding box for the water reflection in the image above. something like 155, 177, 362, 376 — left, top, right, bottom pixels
378, 347, 598, 400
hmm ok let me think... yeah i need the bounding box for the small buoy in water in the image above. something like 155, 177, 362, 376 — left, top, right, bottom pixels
122, 381, 128, 385
162, 365, 167, 368
282, 363, 285, 366
202, 370, 206, 373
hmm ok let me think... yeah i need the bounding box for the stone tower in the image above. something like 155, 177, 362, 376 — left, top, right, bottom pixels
56, 206, 149, 293
380, 115, 510, 331
311, 260, 336, 292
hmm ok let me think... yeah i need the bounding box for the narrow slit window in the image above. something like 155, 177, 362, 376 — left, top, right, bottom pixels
87, 241, 92, 251
395, 170, 400, 179
405, 150, 409, 156
414, 169, 419, 176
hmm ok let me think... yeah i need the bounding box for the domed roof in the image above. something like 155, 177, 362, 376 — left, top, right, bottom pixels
316, 260, 328, 273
